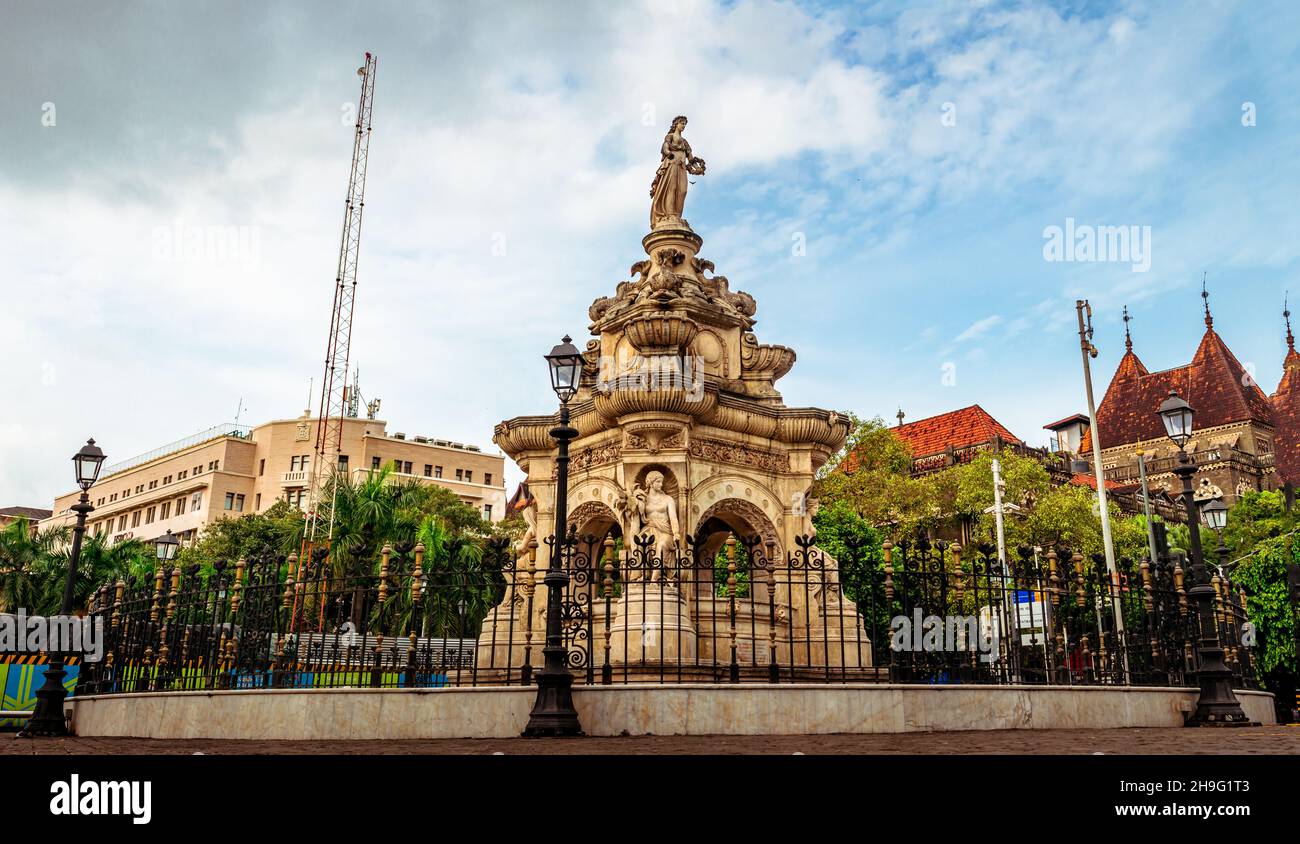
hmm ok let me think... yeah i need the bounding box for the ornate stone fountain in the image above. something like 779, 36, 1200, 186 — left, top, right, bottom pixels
482, 118, 866, 678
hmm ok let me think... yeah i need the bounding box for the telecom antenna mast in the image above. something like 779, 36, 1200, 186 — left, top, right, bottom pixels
304, 52, 377, 552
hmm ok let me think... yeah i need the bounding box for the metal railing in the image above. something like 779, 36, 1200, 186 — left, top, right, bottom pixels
76, 531, 1259, 694
99, 424, 252, 479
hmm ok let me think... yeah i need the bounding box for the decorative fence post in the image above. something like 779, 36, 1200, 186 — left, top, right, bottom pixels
882, 540, 896, 683
521, 538, 538, 687
765, 538, 780, 684
726, 534, 740, 684
601, 536, 614, 686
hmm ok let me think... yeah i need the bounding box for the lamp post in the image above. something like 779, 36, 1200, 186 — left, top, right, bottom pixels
20, 438, 106, 737
1157, 391, 1251, 726
155, 529, 180, 565
523, 335, 584, 736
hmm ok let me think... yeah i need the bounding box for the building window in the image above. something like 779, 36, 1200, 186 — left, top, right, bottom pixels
483, 504, 492, 520
254, 493, 261, 510
235, 494, 245, 513
191, 492, 203, 513
290, 455, 300, 471
372, 456, 381, 470
164, 474, 172, 484
424, 464, 432, 477
455, 469, 463, 481
178, 470, 187, 480
403, 461, 413, 474
145, 506, 156, 525
148, 480, 157, 490
161, 501, 171, 520
258, 459, 265, 477
131, 511, 141, 528
136, 484, 144, 494
118, 515, 127, 531
465, 470, 473, 483
176, 496, 186, 515
338, 455, 349, 471
485, 473, 492, 486
434, 466, 442, 478
224, 492, 235, 511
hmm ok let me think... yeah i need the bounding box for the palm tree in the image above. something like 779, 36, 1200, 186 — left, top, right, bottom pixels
56, 534, 156, 609
0, 518, 67, 613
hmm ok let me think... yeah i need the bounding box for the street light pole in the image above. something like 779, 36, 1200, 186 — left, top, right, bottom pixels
1158, 392, 1251, 726
523, 336, 584, 737
1075, 301, 1128, 676
1135, 447, 1160, 568
20, 438, 106, 738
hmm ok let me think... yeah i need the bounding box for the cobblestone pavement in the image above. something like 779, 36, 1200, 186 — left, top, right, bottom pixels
4, 725, 1298, 755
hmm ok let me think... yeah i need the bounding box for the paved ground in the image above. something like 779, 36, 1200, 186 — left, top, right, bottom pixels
3, 725, 1298, 755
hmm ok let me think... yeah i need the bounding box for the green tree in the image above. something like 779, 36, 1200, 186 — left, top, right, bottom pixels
813, 414, 927, 531
0, 518, 67, 613
177, 499, 305, 574
1220, 490, 1299, 557
1232, 534, 1297, 694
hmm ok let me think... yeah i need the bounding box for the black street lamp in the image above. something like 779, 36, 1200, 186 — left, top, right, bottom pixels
1156, 392, 1251, 726
155, 529, 180, 564
20, 438, 106, 737
522, 335, 584, 737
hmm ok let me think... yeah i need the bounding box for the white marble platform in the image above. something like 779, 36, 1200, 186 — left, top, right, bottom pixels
69, 683, 1277, 740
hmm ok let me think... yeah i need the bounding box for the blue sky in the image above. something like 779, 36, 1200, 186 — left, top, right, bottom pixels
3, 0, 1299, 505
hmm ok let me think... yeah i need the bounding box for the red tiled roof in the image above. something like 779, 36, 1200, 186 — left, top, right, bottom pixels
1069, 473, 1134, 493
889, 405, 1021, 460
1272, 333, 1300, 485
1081, 324, 1273, 453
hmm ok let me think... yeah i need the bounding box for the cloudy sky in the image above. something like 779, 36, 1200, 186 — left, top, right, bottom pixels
3, 0, 1299, 506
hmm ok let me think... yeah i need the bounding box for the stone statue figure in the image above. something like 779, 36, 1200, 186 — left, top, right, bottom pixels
649, 116, 706, 229
628, 471, 680, 581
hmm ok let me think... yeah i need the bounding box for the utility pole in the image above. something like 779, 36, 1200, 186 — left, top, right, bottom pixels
1076, 300, 1129, 677
990, 458, 1017, 678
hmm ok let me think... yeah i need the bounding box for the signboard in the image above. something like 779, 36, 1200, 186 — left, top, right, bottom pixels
1014, 590, 1047, 646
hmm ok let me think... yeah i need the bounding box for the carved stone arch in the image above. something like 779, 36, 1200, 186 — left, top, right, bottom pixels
689, 475, 783, 534
566, 500, 621, 541
692, 497, 781, 563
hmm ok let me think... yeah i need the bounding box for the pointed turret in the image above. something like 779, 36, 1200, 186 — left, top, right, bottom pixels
1273, 297, 1300, 487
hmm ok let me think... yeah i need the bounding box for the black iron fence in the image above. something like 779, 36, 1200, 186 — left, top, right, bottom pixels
76, 532, 1259, 694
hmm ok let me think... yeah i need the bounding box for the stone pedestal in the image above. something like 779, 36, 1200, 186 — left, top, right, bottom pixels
475, 604, 538, 674
792, 602, 873, 668
608, 582, 697, 664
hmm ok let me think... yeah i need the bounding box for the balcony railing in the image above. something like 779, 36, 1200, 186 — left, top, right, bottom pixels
281, 470, 309, 486
100, 423, 252, 479
1103, 447, 1271, 485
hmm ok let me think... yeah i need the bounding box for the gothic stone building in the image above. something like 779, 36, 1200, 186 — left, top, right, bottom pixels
1080, 299, 1300, 506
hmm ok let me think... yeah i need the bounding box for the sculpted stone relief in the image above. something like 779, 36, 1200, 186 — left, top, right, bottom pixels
689, 437, 790, 474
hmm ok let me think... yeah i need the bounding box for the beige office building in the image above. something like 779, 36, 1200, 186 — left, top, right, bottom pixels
44, 415, 506, 545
